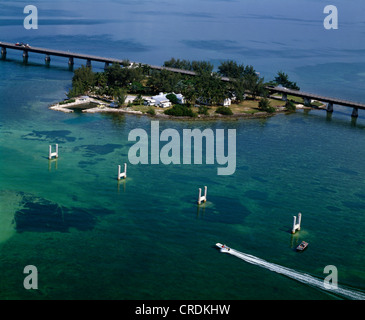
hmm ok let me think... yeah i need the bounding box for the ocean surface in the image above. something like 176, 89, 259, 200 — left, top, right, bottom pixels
0, 0, 365, 300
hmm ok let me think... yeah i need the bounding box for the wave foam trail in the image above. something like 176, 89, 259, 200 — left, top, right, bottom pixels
228, 248, 365, 300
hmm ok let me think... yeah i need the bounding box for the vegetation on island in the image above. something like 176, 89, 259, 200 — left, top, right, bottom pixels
258, 97, 275, 113
267, 71, 300, 91
66, 58, 303, 117
164, 105, 197, 117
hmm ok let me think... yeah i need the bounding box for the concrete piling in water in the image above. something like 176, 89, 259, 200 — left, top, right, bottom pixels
327, 102, 334, 113
117, 163, 127, 180
352, 107, 359, 118
68, 57, 74, 70
22, 50, 29, 63
86, 59, 91, 68
45, 54, 51, 65
197, 186, 207, 205
291, 213, 302, 234
303, 97, 311, 106
1, 47, 6, 59
48, 144, 59, 160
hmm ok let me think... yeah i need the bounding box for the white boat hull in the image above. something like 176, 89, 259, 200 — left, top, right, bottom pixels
216, 243, 231, 253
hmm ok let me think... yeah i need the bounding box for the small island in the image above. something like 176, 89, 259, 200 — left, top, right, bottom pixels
50, 58, 322, 119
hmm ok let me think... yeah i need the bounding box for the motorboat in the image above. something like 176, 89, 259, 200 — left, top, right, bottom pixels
216, 243, 231, 253
296, 241, 308, 251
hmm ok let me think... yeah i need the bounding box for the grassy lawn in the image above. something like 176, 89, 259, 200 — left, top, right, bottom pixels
271, 93, 325, 107
130, 104, 166, 114
311, 100, 325, 107
272, 93, 304, 103
190, 98, 287, 115
229, 98, 286, 114
128, 97, 292, 117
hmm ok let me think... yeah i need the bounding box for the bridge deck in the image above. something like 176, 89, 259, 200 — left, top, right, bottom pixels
0, 41, 230, 80
268, 87, 365, 110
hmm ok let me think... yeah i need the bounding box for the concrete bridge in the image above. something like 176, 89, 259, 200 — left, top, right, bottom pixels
0, 41, 230, 80
1, 40, 363, 117
267, 86, 365, 118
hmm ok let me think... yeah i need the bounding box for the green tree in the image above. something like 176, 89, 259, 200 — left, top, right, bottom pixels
105, 63, 123, 88
258, 97, 275, 113
105, 63, 144, 89
164, 105, 197, 117
67, 79, 85, 98
133, 94, 144, 105
164, 58, 192, 71
146, 107, 156, 116
274, 71, 300, 90
215, 106, 233, 115
141, 64, 152, 76
181, 81, 197, 106
232, 78, 247, 102
68, 65, 96, 97
147, 70, 182, 94
191, 61, 214, 74
130, 82, 145, 94
285, 100, 296, 112
166, 93, 179, 104
245, 74, 266, 100
94, 72, 107, 88
195, 72, 227, 105
198, 106, 209, 115
115, 88, 128, 106
218, 60, 246, 79
243, 65, 258, 78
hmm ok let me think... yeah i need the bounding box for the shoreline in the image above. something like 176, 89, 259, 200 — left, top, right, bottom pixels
49, 95, 317, 121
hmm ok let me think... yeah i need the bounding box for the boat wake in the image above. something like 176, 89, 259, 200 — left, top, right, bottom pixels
226, 247, 365, 300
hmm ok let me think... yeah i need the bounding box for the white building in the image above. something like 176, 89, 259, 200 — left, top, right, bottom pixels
174, 93, 185, 105
223, 98, 231, 107
143, 98, 156, 106
151, 93, 172, 108
145, 92, 185, 108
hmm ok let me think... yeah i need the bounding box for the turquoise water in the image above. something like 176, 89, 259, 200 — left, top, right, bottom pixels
1, 0, 365, 300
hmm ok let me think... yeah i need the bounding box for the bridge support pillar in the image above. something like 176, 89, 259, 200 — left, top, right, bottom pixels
68, 57, 74, 66
86, 59, 91, 68
197, 186, 208, 205
45, 54, 51, 65
1, 47, 6, 59
326, 102, 334, 113
104, 62, 109, 70
291, 213, 302, 234
282, 93, 287, 101
303, 97, 311, 106
22, 50, 29, 63
117, 163, 127, 180
351, 107, 359, 118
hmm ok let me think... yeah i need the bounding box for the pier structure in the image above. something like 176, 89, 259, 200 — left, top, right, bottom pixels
291, 213, 302, 234
197, 186, 208, 205
117, 163, 127, 180
48, 144, 59, 160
